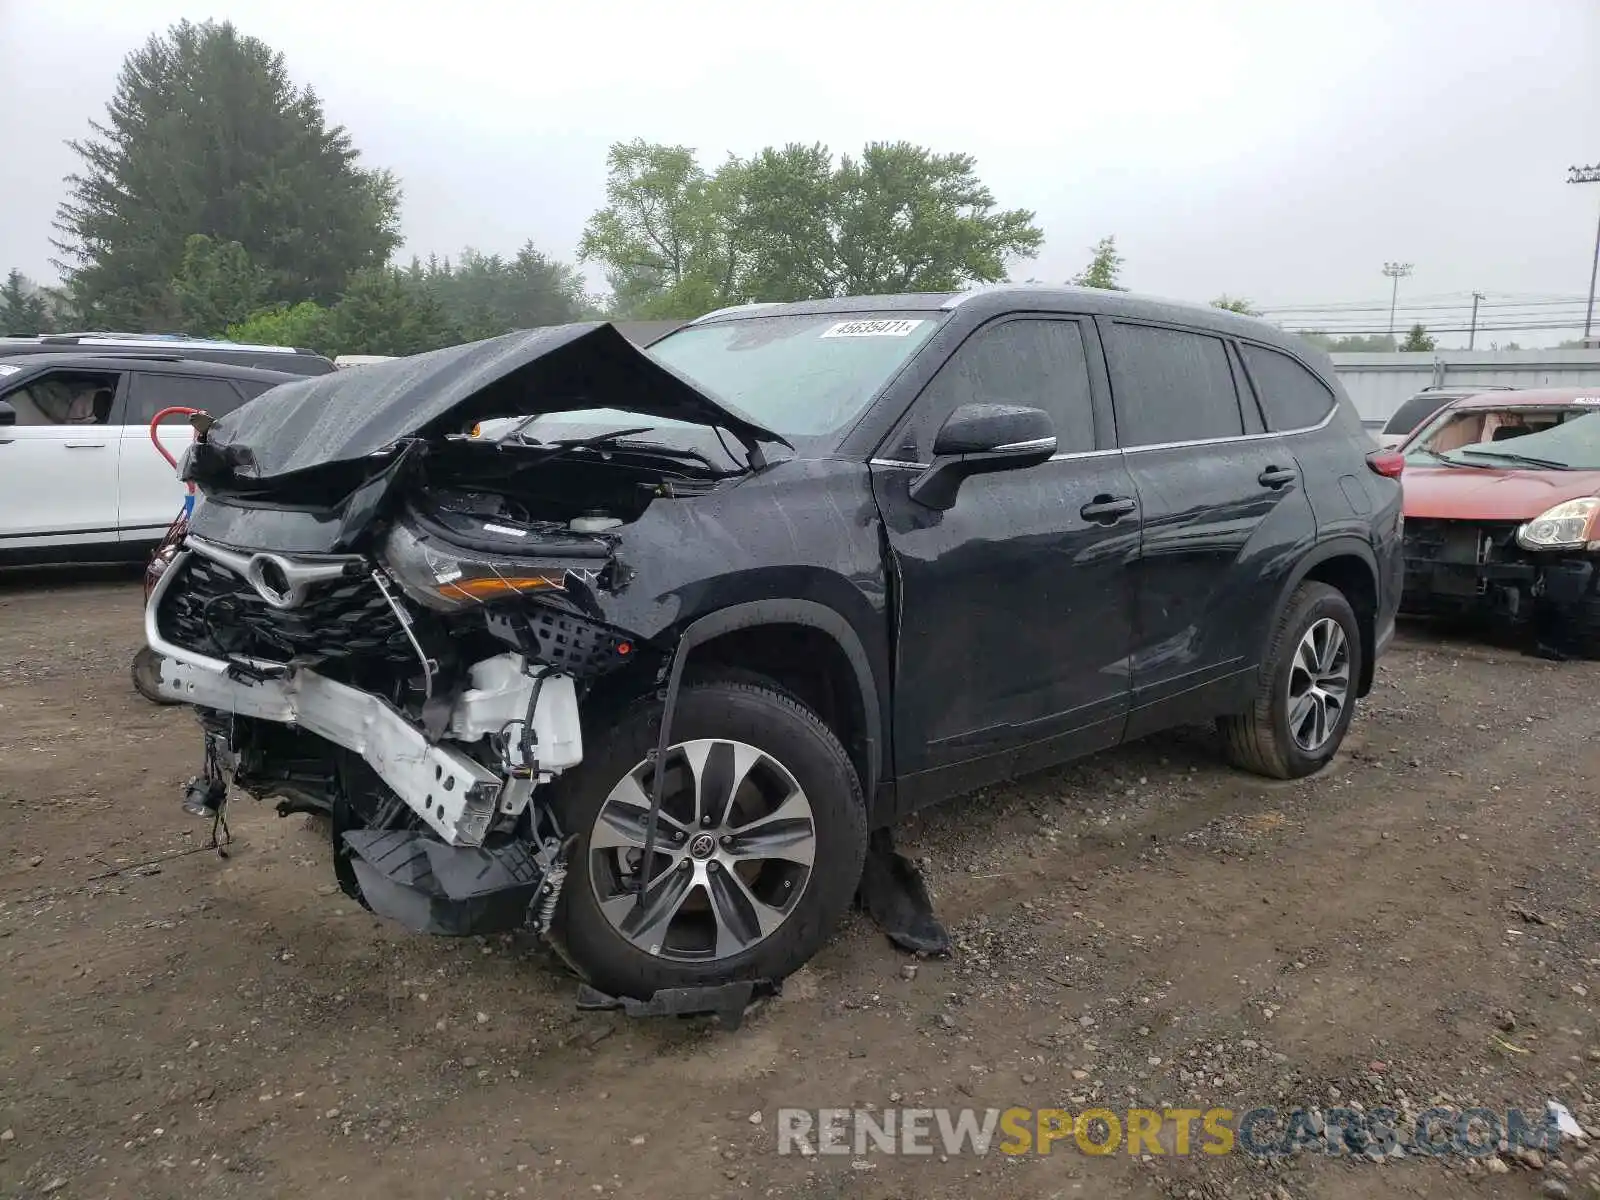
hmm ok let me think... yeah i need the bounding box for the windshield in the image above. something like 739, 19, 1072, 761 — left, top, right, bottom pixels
505, 312, 941, 448
1404, 403, 1600, 470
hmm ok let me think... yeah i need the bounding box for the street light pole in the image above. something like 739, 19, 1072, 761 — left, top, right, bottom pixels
1382, 261, 1413, 340
1570, 164, 1600, 343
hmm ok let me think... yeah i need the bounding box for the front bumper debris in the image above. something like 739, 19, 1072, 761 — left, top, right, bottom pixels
342, 829, 547, 935
1400, 517, 1589, 620
146, 546, 584, 848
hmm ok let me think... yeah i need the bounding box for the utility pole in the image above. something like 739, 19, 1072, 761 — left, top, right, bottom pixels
1570, 164, 1600, 344
1382, 262, 1413, 340
1468, 290, 1485, 350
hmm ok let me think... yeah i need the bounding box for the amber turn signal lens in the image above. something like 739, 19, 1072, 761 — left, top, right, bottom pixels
438, 575, 558, 601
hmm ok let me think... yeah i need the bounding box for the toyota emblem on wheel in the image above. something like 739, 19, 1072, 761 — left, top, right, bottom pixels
688, 832, 717, 859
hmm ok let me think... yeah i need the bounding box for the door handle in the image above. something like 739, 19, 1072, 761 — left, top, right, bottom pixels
1080, 494, 1138, 523
65, 441, 108, 449
1258, 466, 1297, 489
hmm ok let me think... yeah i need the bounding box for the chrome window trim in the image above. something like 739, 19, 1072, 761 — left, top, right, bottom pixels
867, 407, 1336, 470
991, 436, 1057, 453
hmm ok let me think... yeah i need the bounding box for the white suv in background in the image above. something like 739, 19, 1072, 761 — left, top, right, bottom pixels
0, 351, 307, 564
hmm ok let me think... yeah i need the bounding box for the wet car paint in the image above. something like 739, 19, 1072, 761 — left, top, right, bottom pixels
180, 291, 1403, 826
1403, 465, 1600, 521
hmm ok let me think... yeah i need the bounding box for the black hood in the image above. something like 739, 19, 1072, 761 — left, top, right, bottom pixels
197, 322, 789, 482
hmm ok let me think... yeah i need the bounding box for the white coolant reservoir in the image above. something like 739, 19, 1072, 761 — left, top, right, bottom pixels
569, 511, 623, 533
446, 654, 583, 773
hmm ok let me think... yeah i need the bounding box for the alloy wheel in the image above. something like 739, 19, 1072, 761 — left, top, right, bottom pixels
1286, 617, 1351, 753
588, 738, 816, 962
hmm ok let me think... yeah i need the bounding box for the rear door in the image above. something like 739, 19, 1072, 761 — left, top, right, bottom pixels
1101, 319, 1316, 736
0, 366, 125, 549
116, 371, 251, 542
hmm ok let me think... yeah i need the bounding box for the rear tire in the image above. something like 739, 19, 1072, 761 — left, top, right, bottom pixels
131, 646, 181, 705
545, 677, 867, 1000
1218, 582, 1361, 780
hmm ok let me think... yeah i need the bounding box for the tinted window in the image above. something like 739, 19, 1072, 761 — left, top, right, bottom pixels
1382, 391, 1450, 436
1240, 344, 1335, 431
233, 378, 287, 403
897, 318, 1097, 460
2, 369, 120, 426
1108, 324, 1243, 446
127, 373, 246, 425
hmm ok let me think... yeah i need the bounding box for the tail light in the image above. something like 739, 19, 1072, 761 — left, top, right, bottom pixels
1366, 449, 1405, 478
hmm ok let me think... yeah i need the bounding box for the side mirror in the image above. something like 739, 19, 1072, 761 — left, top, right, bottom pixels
0, 400, 14, 427
908, 403, 1056, 510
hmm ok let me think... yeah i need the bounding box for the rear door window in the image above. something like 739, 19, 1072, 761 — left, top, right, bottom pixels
1106, 324, 1244, 447
125, 372, 249, 426
1239, 343, 1336, 431
2, 369, 121, 425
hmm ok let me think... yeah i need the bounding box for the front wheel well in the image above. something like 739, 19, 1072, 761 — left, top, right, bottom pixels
687, 624, 871, 793
1300, 554, 1378, 695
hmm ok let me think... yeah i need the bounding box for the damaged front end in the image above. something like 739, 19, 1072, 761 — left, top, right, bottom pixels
145, 323, 782, 939
146, 522, 637, 936
1402, 518, 1581, 621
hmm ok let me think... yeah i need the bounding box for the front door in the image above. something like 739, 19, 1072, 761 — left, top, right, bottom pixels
1098, 319, 1317, 735
0, 367, 124, 551
871, 315, 1141, 812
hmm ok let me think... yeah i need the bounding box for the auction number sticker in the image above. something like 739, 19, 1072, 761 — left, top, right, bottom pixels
820, 319, 925, 338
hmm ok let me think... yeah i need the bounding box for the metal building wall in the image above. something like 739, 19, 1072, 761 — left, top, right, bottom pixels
1328, 350, 1600, 421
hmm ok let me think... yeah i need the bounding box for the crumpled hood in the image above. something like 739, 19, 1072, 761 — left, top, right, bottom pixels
1403, 465, 1600, 521
195, 322, 787, 483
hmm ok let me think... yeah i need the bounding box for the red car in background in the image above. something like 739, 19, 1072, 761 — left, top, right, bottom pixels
1399, 386, 1600, 655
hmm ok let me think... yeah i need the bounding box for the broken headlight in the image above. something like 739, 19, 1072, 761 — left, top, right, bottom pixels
1515, 497, 1600, 552
380, 519, 565, 612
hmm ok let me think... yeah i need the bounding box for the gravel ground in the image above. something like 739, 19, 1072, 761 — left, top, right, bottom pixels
0, 567, 1596, 1200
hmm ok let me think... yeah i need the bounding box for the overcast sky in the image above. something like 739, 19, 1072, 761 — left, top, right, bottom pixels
1, 0, 1597, 341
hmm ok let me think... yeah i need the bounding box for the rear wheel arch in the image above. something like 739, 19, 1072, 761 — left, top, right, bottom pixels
1268, 540, 1380, 697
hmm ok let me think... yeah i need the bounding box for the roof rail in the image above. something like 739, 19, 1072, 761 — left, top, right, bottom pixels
40, 332, 304, 354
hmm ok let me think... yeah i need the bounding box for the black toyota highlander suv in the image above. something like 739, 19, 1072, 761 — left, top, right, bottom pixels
143, 285, 1404, 1000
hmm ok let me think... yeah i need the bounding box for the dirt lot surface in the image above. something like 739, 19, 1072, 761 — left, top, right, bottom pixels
2, 568, 1598, 1200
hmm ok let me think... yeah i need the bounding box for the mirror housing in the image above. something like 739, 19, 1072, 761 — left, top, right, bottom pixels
0, 400, 14, 427
908, 403, 1056, 509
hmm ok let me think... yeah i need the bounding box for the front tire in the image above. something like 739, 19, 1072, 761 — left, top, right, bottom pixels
546, 677, 868, 1000
1218, 582, 1361, 779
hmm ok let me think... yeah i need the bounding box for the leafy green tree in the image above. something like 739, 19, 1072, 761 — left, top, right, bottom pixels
732, 141, 1043, 301
1300, 331, 1397, 352
1071, 236, 1124, 290
1398, 323, 1436, 352
0, 270, 54, 334
324, 268, 461, 357
1210, 295, 1259, 315
224, 300, 332, 353
54, 19, 401, 328
408, 243, 588, 338
578, 140, 748, 319
171, 235, 269, 336
580, 138, 1043, 318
